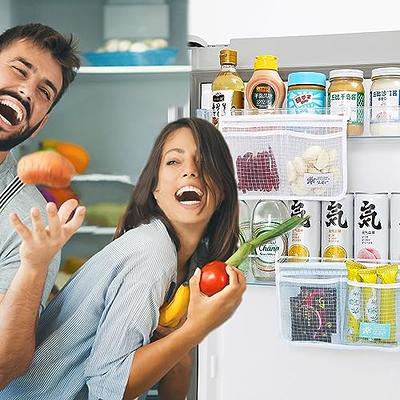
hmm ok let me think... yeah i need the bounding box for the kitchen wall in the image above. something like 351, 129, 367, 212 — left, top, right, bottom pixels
189, 0, 400, 45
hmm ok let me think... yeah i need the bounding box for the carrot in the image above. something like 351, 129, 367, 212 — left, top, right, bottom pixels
17, 150, 76, 188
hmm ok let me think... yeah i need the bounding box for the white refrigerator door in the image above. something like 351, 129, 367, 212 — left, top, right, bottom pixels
198, 285, 400, 399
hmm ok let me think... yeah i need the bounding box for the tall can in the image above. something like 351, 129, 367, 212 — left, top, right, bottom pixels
390, 193, 400, 261
251, 199, 289, 281
288, 200, 321, 261
354, 193, 389, 261
238, 200, 251, 272
322, 194, 354, 260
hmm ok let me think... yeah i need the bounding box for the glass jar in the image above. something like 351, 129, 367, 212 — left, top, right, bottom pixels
328, 69, 365, 136
287, 72, 326, 113
370, 67, 400, 136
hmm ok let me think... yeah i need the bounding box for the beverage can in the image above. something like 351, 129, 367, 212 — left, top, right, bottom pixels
322, 194, 354, 260
390, 193, 400, 261
354, 193, 389, 261
288, 200, 321, 261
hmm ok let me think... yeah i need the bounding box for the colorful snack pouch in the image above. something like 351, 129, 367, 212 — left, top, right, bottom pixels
377, 264, 399, 344
358, 268, 379, 342
346, 260, 365, 341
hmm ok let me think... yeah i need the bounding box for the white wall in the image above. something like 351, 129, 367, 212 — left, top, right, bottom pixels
189, 0, 400, 45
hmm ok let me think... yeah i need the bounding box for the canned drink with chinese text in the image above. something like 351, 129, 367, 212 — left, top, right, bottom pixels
390, 193, 400, 261
288, 200, 321, 261
354, 193, 389, 261
322, 194, 354, 260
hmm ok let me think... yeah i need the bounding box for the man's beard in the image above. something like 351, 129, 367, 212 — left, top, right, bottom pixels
0, 88, 36, 151
0, 119, 43, 151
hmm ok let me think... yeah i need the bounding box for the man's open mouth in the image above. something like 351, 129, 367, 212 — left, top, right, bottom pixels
0, 99, 24, 126
175, 186, 204, 205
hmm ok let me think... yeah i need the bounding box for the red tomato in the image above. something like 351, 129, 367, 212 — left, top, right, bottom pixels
199, 260, 229, 296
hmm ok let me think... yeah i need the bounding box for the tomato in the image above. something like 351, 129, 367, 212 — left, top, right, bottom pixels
199, 260, 229, 296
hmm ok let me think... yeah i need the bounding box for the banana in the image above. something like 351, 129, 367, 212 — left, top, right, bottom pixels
159, 283, 190, 328
39, 138, 61, 150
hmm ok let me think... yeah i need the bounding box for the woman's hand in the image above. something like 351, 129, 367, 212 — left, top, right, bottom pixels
184, 265, 246, 339
9, 199, 85, 269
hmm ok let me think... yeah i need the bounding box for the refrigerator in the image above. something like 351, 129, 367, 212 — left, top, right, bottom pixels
190, 31, 400, 400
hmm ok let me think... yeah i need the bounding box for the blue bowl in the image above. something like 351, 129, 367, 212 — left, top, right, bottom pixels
84, 48, 178, 67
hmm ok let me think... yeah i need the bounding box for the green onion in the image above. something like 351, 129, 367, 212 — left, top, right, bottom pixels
226, 215, 310, 270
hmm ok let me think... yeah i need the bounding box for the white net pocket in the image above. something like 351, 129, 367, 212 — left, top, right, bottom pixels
276, 258, 400, 350
219, 112, 348, 201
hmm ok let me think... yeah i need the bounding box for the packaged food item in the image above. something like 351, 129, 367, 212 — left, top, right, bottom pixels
354, 193, 389, 261
236, 147, 279, 194
370, 67, 400, 136
212, 48, 244, 127
287, 145, 339, 196
251, 200, 289, 280
359, 269, 378, 317
346, 260, 365, 342
245, 55, 285, 109
328, 69, 365, 136
390, 193, 400, 261
290, 286, 337, 343
322, 194, 354, 260
288, 200, 321, 261
287, 72, 326, 112
377, 264, 399, 344
238, 200, 251, 272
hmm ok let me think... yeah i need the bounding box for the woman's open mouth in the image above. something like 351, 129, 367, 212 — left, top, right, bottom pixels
175, 185, 204, 206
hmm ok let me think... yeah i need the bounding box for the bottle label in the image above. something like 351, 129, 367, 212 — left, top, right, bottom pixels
253, 222, 288, 270
328, 91, 364, 125
287, 89, 325, 112
212, 90, 244, 125
370, 88, 400, 123
250, 83, 276, 109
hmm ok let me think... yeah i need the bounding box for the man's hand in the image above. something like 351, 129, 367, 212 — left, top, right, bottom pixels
9, 199, 85, 269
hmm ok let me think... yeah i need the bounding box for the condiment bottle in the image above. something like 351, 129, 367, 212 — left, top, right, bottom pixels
287, 72, 326, 112
211, 48, 244, 127
328, 69, 365, 136
370, 67, 400, 136
245, 55, 285, 109
251, 199, 289, 281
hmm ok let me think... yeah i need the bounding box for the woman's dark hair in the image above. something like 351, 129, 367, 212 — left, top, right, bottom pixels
0, 23, 80, 110
114, 117, 239, 264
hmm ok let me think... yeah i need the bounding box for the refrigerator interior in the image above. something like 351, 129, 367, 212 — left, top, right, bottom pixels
1, 2, 192, 398
191, 31, 400, 399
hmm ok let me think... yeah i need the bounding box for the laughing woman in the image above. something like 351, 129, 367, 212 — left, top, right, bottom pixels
1, 118, 246, 400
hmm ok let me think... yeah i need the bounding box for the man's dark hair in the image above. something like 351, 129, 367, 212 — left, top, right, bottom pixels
0, 23, 80, 110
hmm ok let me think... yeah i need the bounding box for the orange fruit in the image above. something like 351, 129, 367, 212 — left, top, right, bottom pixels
323, 245, 347, 261
288, 244, 310, 262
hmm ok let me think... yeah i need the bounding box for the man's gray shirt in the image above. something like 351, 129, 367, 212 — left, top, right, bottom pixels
0, 152, 60, 312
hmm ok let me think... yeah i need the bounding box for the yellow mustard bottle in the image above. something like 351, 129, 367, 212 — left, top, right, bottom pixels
246, 55, 286, 109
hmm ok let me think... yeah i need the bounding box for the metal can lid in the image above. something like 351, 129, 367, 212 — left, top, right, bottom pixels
371, 67, 400, 79
329, 69, 364, 80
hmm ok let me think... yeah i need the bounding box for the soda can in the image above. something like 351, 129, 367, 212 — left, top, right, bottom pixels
354, 193, 389, 261
288, 200, 321, 261
322, 194, 354, 260
390, 193, 400, 261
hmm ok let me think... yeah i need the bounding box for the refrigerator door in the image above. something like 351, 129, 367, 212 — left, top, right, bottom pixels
192, 31, 400, 400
